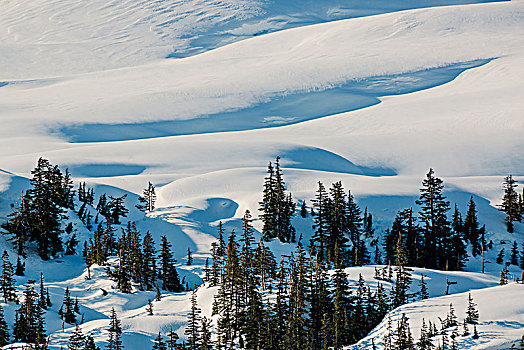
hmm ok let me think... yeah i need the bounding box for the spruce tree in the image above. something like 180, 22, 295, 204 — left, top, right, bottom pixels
159, 236, 183, 292
61, 286, 76, 324
418, 274, 429, 300
152, 332, 167, 350
510, 241, 519, 265
300, 200, 307, 218
107, 195, 128, 225
311, 181, 329, 264
187, 248, 193, 266
417, 319, 434, 350
0, 305, 10, 347
200, 316, 213, 350
137, 182, 156, 212
499, 175, 521, 233
185, 289, 201, 350
416, 169, 451, 270
465, 293, 479, 324
1, 250, 17, 303
106, 308, 122, 350
146, 299, 154, 316
496, 248, 505, 264
166, 327, 179, 350
68, 325, 86, 350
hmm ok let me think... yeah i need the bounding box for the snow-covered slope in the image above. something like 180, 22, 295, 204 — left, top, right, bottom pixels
1, 0, 523, 348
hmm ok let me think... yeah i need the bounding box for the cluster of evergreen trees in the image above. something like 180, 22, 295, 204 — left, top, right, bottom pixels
1, 158, 74, 260
84, 222, 184, 293
259, 157, 296, 243
185, 212, 429, 350
380, 293, 480, 350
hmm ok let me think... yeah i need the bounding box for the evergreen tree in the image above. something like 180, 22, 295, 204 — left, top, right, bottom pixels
142, 232, 156, 291
311, 181, 329, 264
1, 250, 17, 303
85, 334, 99, 350
418, 274, 429, 300
159, 236, 183, 292
152, 332, 167, 350
464, 198, 484, 257
185, 289, 201, 350
106, 308, 122, 350
146, 299, 154, 316
68, 325, 86, 350
0, 305, 10, 347
2, 158, 70, 259
496, 248, 505, 264
166, 327, 179, 350
416, 169, 452, 270
107, 195, 128, 225
499, 175, 521, 233
187, 248, 193, 266
465, 293, 479, 324
394, 314, 414, 350
137, 182, 156, 212
300, 200, 307, 218
391, 265, 412, 309
14, 281, 44, 344
510, 241, 519, 265
417, 319, 434, 350
520, 243, 524, 270
445, 303, 458, 328
61, 286, 76, 324
200, 316, 213, 350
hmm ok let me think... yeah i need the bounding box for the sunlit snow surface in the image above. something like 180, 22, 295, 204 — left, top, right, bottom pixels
1, 0, 524, 348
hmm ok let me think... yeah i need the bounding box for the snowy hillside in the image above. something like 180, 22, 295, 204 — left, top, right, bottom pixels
1, 0, 523, 348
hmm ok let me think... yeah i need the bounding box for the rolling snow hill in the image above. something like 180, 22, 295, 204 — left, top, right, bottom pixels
1, 0, 523, 348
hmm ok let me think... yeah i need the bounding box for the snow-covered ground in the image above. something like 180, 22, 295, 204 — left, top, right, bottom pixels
1, 0, 523, 348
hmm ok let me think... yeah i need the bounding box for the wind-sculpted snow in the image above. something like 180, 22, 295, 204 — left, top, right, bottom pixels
59, 59, 488, 142
0, 0, 503, 79
0, 0, 524, 348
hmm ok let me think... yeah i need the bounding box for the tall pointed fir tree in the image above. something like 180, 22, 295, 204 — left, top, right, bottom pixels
415, 169, 453, 270
106, 308, 122, 350
159, 236, 183, 292
498, 175, 521, 233
0, 305, 10, 347
136, 182, 156, 212
185, 289, 202, 350
1, 250, 17, 303
311, 181, 329, 265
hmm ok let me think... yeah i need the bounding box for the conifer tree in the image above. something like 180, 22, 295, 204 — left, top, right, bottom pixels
185, 289, 201, 350
146, 299, 154, 316
417, 319, 434, 350
0, 305, 10, 347
137, 182, 156, 212
106, 308, 122, 350
166, 327, 179, 350
142, 231, 156, 291
1, 250, 17, 303
418, 274, 429, 300
391, 265, 412, 308
107, 195, 128, 225
284, 243, 309, 350
152, 332, 167, 350
187, 248, 193, 266
159, 236, 183, 292
445, 303, 458, 328
311, 181, 329, 264
61, 286, 76, 324
300, 200, 307, 218
496, 248, 505, 264
499, 175, 521, 233
416, 169, 451, 270
14, 281, 43, 344
68, 325, 86, 350
465, 293, 479, 324
85, 334, 98, 350
200, 316, 213, 350
347, 189, 368, 266
464, 198, 484, 257
510, 241, 519, 265
394, 314, 414, 350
